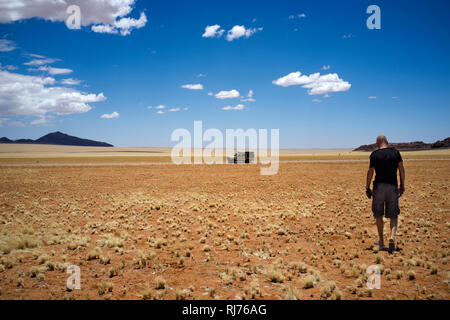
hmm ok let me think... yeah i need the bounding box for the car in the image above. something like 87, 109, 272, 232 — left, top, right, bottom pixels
227, 151, 255, 164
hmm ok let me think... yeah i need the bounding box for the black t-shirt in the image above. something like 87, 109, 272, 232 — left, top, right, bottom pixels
369, 147, 403, 186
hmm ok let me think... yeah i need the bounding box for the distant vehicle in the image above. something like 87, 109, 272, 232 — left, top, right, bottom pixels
227, 151, 255, 164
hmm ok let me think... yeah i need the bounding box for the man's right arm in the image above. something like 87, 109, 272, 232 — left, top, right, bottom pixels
366, 167, 374, 189
365, 167, 375, 198
398, 161, 405, 196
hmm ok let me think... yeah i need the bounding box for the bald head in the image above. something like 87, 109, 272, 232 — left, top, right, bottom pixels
376, 135, 388, 148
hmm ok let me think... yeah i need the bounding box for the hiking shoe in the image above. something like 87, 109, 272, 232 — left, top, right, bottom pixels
388, 240, 395, 254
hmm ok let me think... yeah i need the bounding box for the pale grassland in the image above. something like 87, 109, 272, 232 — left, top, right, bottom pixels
0, 144, 449, 164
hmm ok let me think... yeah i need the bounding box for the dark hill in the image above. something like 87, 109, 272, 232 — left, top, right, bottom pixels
0, 131, 113, 147
354, 137, 450, 152
15, 139, 35, 144
0, 137, 12, 143
431, 137, 450, 149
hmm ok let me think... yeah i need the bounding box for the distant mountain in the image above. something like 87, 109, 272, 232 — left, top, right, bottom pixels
354, 137, 450, 152
15, 139, 35, 144
0, 137, 12, 143
430, 137, 450, 149
0, 131, 113, 147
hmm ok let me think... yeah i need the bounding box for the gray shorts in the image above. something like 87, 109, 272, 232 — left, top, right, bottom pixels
372, 183, 400, 219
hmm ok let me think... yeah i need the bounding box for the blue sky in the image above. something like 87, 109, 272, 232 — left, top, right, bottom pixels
0, 0, 449, 148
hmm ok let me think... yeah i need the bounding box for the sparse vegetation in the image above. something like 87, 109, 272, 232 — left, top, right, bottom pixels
267, 267, 285, 283
284, 285, 301, 300
303, 275, 316, 289
0, 157, 448, 300
155, 277, 166, 290
407, 269, 416, 280
139, 287, 152, 300
98, 281, 113, 295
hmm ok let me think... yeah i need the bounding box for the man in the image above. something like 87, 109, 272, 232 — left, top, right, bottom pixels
365, 135, 405, 254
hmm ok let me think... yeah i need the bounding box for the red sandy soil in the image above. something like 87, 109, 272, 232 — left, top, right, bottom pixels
0, 161, 448, 300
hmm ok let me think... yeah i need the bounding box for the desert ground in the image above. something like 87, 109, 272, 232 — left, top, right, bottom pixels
1, 144, 450, 164
0, 145, 449, 300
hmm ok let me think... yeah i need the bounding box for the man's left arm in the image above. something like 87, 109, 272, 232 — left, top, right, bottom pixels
398, 161, 405, 197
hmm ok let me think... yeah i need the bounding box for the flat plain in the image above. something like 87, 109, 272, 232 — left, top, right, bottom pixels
1, 144, 450, 164
0, 145, 449, 300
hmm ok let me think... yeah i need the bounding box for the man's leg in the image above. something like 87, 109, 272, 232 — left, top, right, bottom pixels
375, 216, 384, 247
372, 184, 385, 248
389, 218, 398, 243
385, 184, 400, 253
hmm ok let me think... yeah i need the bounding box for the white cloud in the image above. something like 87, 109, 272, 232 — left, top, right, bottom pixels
30, 66, 73, 75
342, 33, 353, 39
272, 71, 312, 87
27, 53, 46, 59
312, 98, 322, 103
31, 117, 48, 125
0, 69, 106, 117
9, 120, 25, 126
272, 71, 351, 95
151, 105, 186, 113
101, 111, 119, 119
289, 13, 306, 19
241, 89, 255, 102
392, 96, 398, 99
91, 24, 118, 34
0, 62, 17, 71
0, 0, 147, 36
226, 25, 262, 41
181, 83, 203, 90
202, 24, 225, 38
0, 117, 25, 127
23, 55, 73, 75
196, 73, 206, 78
222, 104, 245, 111
368, 96, 376, 99
114, 11, 147, 35
302, 73, 352, 95
0, 39, 17, 52
24, 58, 59, 66
322, 65, 330, 70
215, 89, 240, 99
93, 11, 147, 36
61, 78, 82, 85
207, 92, 213, 96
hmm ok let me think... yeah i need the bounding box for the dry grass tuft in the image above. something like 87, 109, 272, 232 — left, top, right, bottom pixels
284, 285, 301, 300
155, 277, 166, 289
303, 275, 316, 289
98, 281, 113, 295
